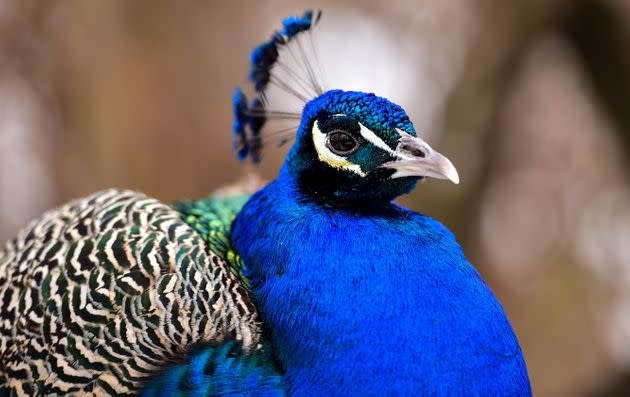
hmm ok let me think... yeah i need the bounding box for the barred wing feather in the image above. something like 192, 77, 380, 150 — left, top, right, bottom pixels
0, 189, 261, 396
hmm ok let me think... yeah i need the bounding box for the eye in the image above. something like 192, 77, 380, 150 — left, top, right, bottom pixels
327, 130, 359, 155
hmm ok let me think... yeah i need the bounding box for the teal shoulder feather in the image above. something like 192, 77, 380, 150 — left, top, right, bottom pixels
173, 195, 251, 288
141, 195, 287, 396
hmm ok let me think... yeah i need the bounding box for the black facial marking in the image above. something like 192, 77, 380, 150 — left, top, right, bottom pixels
317, 114, 361, 135
289, 112, 421, 208
296, 164, 418, 209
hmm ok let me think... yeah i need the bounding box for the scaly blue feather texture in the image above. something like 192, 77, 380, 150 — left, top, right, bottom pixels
299, 89, 415, 141
140, 341, 285, 397
232, 167, 532, 396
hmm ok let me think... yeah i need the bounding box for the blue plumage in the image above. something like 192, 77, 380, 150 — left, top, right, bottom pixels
149, 9, 532, 396
248, 10, 320, 92
225, 9, 530, 394
232, 168, 531, 395
0, 9, 534, 394
281, 11, 320, 37
303, 90, 415, 135
140, 342, 286, 397
232, 88, 266, 162
233, 10, 320, 163
232, 87, 250, 160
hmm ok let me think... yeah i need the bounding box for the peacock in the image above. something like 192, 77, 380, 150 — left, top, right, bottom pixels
0, 10, 532, 396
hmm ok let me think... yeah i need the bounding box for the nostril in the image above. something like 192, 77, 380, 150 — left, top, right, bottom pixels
411, 149, 425, 158
401, 144, 425, 158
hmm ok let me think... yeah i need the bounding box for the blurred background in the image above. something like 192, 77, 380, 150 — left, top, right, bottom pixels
1, 0, 629, 395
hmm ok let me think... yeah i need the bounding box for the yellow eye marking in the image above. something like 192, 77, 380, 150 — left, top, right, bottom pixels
312, 120, 365, 177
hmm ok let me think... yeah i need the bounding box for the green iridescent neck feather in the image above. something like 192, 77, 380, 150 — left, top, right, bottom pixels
174, 195, 251, 289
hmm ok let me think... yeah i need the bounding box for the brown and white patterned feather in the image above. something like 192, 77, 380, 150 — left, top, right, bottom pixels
0, 189, 261, 396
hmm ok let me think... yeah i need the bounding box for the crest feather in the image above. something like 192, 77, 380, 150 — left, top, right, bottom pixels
232, 10, 322, 163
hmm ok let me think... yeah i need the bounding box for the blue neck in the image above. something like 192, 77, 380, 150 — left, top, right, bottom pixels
232, 167, 531, 396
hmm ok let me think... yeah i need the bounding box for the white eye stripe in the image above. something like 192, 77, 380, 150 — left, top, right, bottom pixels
311, 117, 406, 177
358, 123, 397, 156
312, 120, 366, 177
333, 114, 396, 155
395, 128, 415, 139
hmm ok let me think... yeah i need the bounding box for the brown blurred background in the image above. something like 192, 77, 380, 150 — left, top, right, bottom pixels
1, 1, 630, 395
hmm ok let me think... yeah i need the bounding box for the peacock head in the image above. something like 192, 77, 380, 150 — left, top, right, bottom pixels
232, 10, 458, 205
285, 90, 458, 204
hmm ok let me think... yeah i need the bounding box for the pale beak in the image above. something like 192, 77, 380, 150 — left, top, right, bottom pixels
380, 129, 459, 184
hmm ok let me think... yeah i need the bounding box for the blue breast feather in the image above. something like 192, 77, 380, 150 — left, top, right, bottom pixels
230, 166, 532, 396
140, 165, 531, 396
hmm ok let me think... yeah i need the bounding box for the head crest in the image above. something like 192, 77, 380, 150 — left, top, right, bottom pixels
232, 10, 323, 163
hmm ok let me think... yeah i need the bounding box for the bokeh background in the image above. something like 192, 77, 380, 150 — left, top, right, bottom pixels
1, 1, 630, 395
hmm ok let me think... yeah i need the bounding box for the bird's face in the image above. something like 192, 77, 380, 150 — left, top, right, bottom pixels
286, 90, 459, 205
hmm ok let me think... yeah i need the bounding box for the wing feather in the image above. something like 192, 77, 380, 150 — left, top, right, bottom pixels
0, 189, 261, 396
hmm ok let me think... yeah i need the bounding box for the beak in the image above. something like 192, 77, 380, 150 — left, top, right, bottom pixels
380, 129, 459, 184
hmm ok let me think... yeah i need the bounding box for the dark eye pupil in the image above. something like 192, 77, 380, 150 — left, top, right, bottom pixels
328, 131, 357, 154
